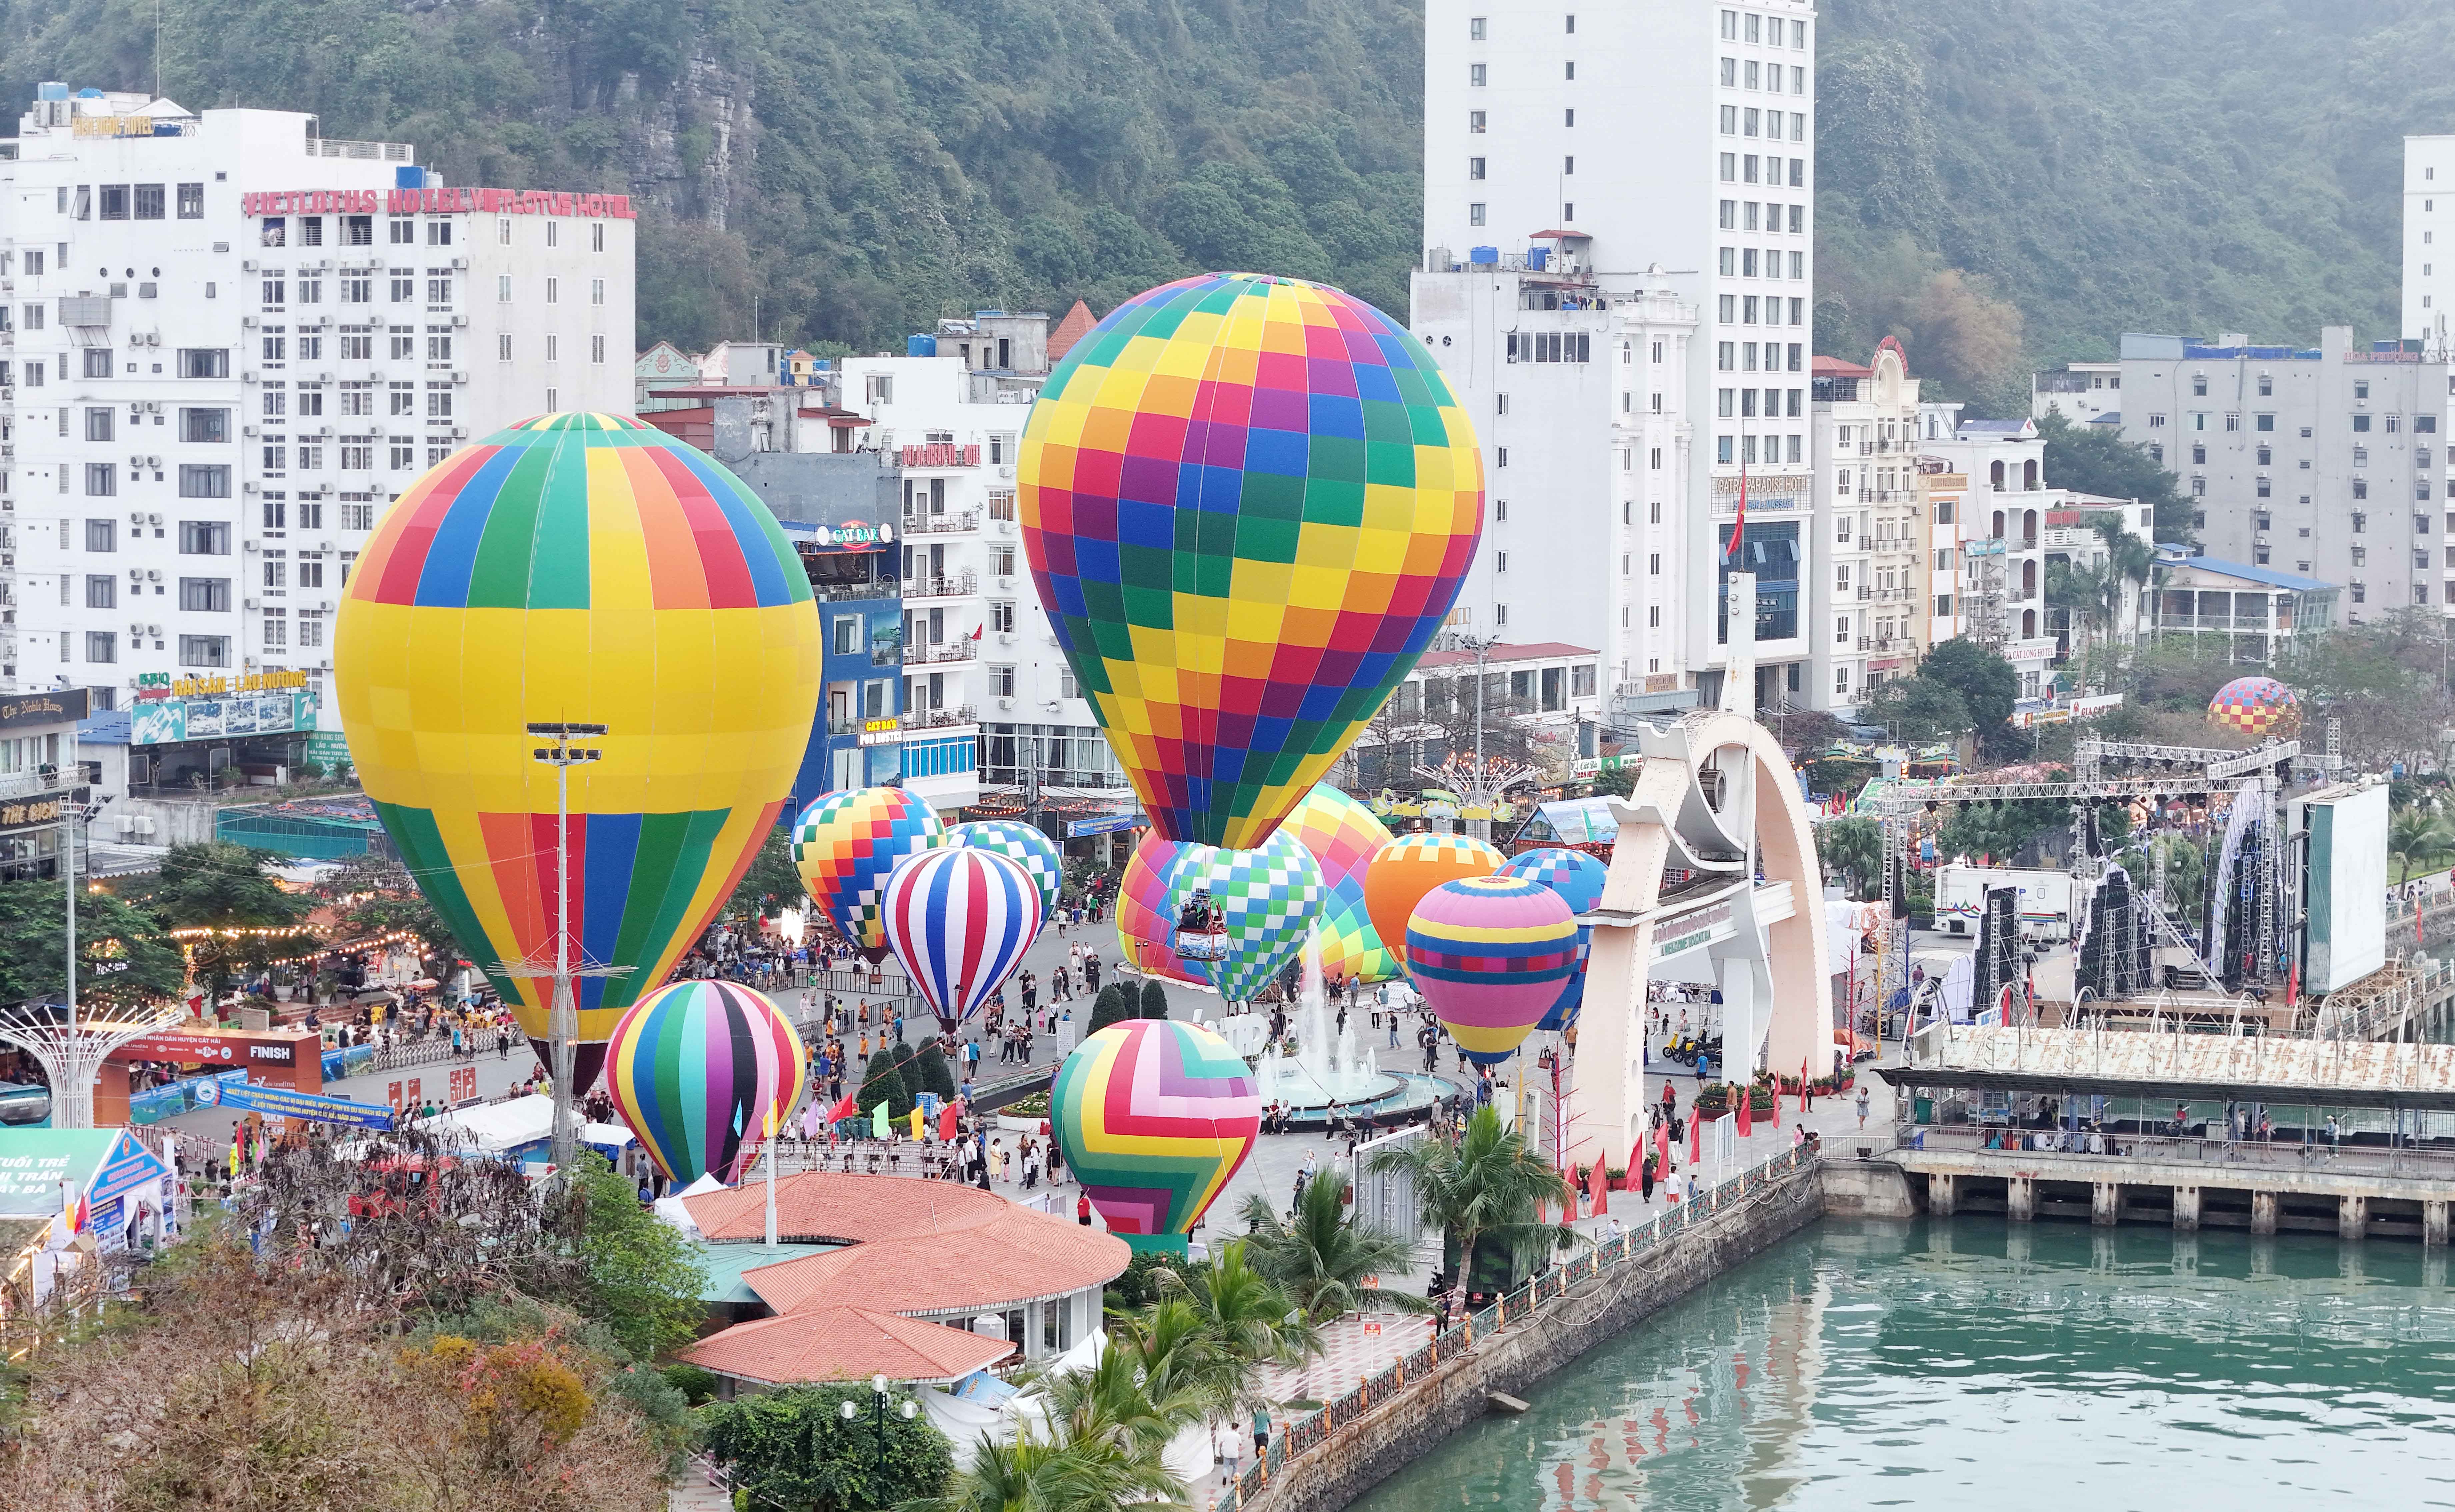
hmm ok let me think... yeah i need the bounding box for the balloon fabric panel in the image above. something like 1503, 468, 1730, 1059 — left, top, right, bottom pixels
1279, 782, 1400, 983
1020, 273, 1484, 851
1361, 832, 1504, 977
944, 820, 1066, 915
336, 414, 823, 1069
791, 788, 945, 959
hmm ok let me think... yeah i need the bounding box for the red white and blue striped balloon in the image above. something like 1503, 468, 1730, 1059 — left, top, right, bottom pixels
882, 846, 1045, 1029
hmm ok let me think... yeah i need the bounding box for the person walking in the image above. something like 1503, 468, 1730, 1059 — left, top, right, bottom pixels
1253, 1404, 1271, 1469
1855, 1084, 1871, 1130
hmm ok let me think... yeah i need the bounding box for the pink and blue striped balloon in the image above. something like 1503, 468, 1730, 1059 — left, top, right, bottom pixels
1495, 847, 1608, 1031
882, 846, 1044, 1029
1407, 875, 1578, 1065
605, 979, 807, 1186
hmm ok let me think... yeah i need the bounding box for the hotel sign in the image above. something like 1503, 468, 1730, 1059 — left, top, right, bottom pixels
242, 187, 638, 219
857, 717, 903, 748
0, 688, 89, 731
0, 791, 84, 835
900, 443, 981, 468
136, 669, 307, 703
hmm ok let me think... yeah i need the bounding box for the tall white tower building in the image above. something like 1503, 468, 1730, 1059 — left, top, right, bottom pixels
1418, 0, 1817, 713
0, 84, 633, 757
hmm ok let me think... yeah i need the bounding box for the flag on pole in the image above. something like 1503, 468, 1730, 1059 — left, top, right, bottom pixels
1736, 1087, 1753, 1139
871, 1100, 890, 1138
1587, 1153, 1608, 1216
828, 1090, 860, 1124
1690, 1109, 1702, 1167
1726, 456, 1749, 561
938, 1102, 961, 1142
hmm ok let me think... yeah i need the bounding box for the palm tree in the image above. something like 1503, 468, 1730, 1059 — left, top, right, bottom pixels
2391, 806, 2455, 885
902, 1428, 1185, 1512
1160, 1240, 1321, 1371
1365, 1105, 1574, 1300
1237, 1173, 1432, 1322
1048, 1321, 1206, 1455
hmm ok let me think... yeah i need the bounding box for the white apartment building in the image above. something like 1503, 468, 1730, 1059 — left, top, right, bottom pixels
1917, 417, 2062, 700
2031, 360, 2122, 425
1420, 0, 1819, 716
1808, 340, 1924, 711
0, 83, 634, 739
2399, 135, 2455, 512
834, 311, 1134, 801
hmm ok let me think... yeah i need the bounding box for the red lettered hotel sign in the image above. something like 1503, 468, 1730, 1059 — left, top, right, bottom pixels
242, 187, 637, 219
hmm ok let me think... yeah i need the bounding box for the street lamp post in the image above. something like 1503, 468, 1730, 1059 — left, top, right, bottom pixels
529, 722, 607, 1174
839, 1373, 919, 1483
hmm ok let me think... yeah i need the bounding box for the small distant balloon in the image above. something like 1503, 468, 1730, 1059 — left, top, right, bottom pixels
1495, 847, 1609, 1031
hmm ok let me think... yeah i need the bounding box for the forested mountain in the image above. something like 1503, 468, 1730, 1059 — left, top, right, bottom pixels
4, 0, 2446, 412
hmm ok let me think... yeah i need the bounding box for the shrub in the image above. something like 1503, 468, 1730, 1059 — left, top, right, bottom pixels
1139, 979, 1169, 1018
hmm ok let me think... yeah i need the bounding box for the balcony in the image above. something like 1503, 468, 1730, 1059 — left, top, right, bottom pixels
811, 578, 897, 604
904, 639, 977, 666
904, 571, 978, 601
901, 510, 980, 537
901, 704, 979, 732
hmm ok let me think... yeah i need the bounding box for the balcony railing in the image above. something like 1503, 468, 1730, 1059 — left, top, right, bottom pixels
811, 579, 897, 604
905, 572, 978, 601
901, 510, 980, 537
901, 705, 979, 731
904, 640, 977, 666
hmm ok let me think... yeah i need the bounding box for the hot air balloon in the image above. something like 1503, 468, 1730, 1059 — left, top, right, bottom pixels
1363, 832, 1504, 975
335, 414, 821, 1092
1052, 1017, 1260, 1252
606, 979, 807, 1187
792, 787, 944, 961
1116, 828, 1203, 984
1162, 832, 1326, 1004
1406, 876, 1578, 1064
1019, 272, 1484, 852
2208, 675, 2300, 737
1496, 847, 1610, 1031
944, 819, 1065, 915
1279, 783, 1401, 984
881, 846, 1044, 1029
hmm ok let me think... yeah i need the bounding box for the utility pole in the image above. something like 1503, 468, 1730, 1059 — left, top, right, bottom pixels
528, 722, 607, 1174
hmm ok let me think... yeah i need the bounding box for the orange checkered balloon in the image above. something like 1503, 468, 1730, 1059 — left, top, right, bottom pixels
2207, 676, 2300, 737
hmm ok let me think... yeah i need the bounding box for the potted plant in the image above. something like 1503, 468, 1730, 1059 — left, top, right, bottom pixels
1693, 1082, 1730, 1118
1605, 1165, 1628, 1190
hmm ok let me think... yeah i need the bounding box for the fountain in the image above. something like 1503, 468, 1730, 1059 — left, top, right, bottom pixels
1226, 939, 1453, 1127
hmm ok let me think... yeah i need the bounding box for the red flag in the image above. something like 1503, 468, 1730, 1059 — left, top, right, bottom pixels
1690, 1110, 1702, 1167
826, 1090, 860, 1124
1736, 1088, 1753, 1139
1587, 1154, 1608, 1216
1726, 456, 1748, 562
1800, 1059, 1811, 1114
2286, 964, 2299, 1011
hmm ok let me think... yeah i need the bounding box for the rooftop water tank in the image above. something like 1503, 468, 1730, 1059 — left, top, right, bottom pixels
906, 334, 938, 358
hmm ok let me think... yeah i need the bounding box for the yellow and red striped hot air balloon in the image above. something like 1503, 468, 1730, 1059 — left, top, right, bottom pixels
335, 414, 822, 1090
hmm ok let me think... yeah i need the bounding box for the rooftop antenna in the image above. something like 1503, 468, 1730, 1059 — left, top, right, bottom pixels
154, 0, 162, 98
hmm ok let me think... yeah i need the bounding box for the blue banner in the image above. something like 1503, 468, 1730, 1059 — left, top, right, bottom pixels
1066, 810, 1146, 838
193, 1078, 397, 1129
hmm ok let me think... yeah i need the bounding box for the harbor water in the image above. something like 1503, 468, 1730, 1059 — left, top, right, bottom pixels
1348, 1218, 2455, 1510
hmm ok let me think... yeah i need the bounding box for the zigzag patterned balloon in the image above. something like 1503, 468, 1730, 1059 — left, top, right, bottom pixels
1278, 782, 1400, 984
1496, 847, 1609, 1031
882, 846, 1044, 1029
1163, 830, 1326, 1003
792, 787, 943, 961
944, 819, 1066, 915
1053, 1018, 1260, 1242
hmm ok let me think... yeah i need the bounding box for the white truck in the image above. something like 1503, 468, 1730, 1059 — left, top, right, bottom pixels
1935, 864, 2077, 942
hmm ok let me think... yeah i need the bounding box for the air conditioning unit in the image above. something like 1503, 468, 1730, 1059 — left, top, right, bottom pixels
243, 482, 260, 494
148, 513, 162, 526
144, 455, 160, 469
128, 458, 144, 472
450, 256, 468, 271
242, 260, 258, 272
318, 372, 333, 383
128, 512, 145, 526
996, 696, 1016, 710
146, 569, 161, 582
146, 624, 161, 637
996, 632, 1016, 646
127, 622, 142, 638
243, 597, 259, 610
998, 464, 1015, 479
241, 371, 258, 384
243, 426, 259, 438
243, 541, 259, 553
126, 565, 142, 580
451, 371, 467, 385
241, 316, 258, 329
451, 314, 468, 329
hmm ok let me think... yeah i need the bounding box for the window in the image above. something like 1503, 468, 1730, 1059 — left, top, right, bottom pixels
84, 464, 117, 497
2192, 375, 2207, 396
262, 609, 287, 648
1468, 203, 1485, 227
2355, 479, 2369, 500
179, 520, 230, 554
176, 464, 232, 499
263, 553, 287, 590
84, 575, 114, 610
426, 220, 452, 246
545, 277, 559, 304
178, 578, 231, 613
2148, 413, 2166, 428
1470, 110, 1486, 133
390, 276, 414, 303
178, 635, 230, 668
83, 518, 115, 553
591, 277, 605, 306
175, 180, 206, 219
1470, 63, 1486, 85
83, 407, 113, 443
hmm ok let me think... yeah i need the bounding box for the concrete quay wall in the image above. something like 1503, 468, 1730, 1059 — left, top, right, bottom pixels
1242, 1162, 1825, 1512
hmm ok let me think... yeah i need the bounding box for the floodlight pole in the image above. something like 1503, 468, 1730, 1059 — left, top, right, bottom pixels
529, 722, 607, 1174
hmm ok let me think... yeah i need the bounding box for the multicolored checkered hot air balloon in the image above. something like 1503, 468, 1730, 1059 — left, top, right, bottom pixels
881, 846, 1044, 1029
1363, 832, 1505, 976
1052, 1018, 1260, 1252
1407, 876, 1578, 1065
1163, 831, 1326, 1003
2208, 675, 2300, 737
1019, 272, 1484, 852
606, 979, 807, 1187
944, 819, 1065, 915
1279, 782, 1400, 984
1116, 828, 1203, 984
1496, 847, 1610, 1031
335, 414, 821, 1092
792, 787, 944, 962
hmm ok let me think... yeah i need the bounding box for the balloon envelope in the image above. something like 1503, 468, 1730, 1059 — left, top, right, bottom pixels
1279, 783, 1400, 984
882, 846, 1044, 1028
1115, 828, 1203, 984
1496, 847, 1610, 1031
1407, 876, 1578, 1064
944, 819, 1065, 915
1162, 831, 1326, 1003
1052, 1018, 1260, 1237
335, 413, 821, 1091
792, 787, 944, 961
1019, 272, 1484, 851
607, 979, 807, 1185
2209, 675, 2300, 736
1363, 832, 1504, 975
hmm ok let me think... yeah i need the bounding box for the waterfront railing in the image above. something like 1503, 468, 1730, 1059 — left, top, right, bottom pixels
1218, 1139, 1819, 1511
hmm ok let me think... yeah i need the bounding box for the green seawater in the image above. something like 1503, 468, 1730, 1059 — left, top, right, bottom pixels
1348, 1219, 2455, 1511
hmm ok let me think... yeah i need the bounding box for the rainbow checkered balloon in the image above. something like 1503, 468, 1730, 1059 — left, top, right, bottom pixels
606, 979, 807, 1186
2208, 675, 2300, 737
1019, 273, 1484, 852
1116, 828, 1203, 984
1279, 782, 1400, 984
335, 414, 821, 1091
1362, 832, 1504, 976
1053, 1018, 1260, 1242
792, 787, 944, 961
1407, 876, 1578, 1065
943, 819, 1065, 915
1162, 830, 1326, 1003
1495, 847, 1609, 1031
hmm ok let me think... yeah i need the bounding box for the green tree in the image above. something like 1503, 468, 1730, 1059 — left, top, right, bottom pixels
1919, 638, 2019, 744
2391, 807, 2455, 886
1087, 983, 1136, 1035
2038, 413, 2193, 543
712, 813, 802, 929
120, 840, 314, 1001
861, 1048, 912, 1119
1813, 817, 1883, 901
1940, 801, 2064, 867
1856, 675, 1970, 743
0, 879, 186, 1009
1588, 762, 1637, 799
562, 1155, 706, 1363
1138, 979, 1169, 1019
1234, 1173, 1429, 1322
699, 1382, 955, 1512
314, 849, 467, 965
1365, 1105, 1574, 1297
907, 1428, 1182, 1512
912, 1041, 959, 1102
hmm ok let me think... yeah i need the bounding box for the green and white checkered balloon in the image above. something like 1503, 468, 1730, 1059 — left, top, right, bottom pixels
1162, 829, 1327, 1003
943, 820, 1065, 915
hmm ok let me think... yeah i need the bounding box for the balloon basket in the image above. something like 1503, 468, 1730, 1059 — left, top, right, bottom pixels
1118, 1232, 1191, 1257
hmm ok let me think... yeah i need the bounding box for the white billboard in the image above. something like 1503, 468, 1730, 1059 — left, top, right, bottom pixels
2304, 782, 2388, 994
